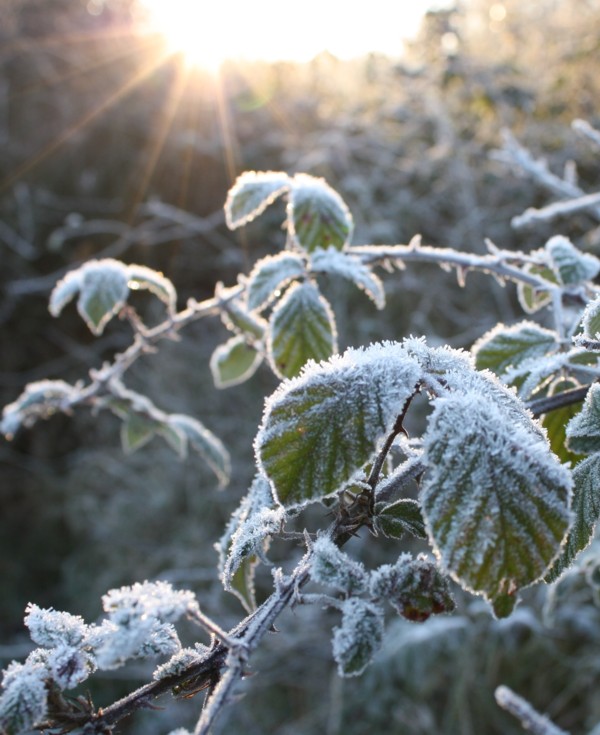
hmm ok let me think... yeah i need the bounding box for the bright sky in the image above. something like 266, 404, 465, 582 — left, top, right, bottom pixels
140, 0, 454, 69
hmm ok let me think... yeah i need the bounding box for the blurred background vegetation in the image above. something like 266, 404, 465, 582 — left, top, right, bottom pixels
1, 0, 600, 733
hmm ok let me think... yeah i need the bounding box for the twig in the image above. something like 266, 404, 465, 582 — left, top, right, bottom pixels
526, 385, 590, 417
511, 190, 600, 230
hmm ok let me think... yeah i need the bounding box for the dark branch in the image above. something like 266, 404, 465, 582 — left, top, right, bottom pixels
526, 384, 590, 417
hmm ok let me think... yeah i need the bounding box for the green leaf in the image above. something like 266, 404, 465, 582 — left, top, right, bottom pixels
472, 321, 557, 375
49, 269, 82, 318
516, 264, 557, 314
229, 556, 260, 613
289, 174, 353, 252
246, 253, 306, 312
566, 383, 600, 454
225, 171, 290, 229
545, 455, 600, 582
168, 414, 231, 486
256, 343, 423, 507
332, 598, 384, 677
541, 379, 585, 465
421, 392, 572, 616
374, 499, 427, 540
219, 288, 267, 339
582, 296, 600, 339
310, 247, 385, 309
120, 411, 159, 454
546, 235, 600, 285
78, 260, 129, 335
210, 335, 263, 388
126, 264, 177, 311
268, 280, 337, 379
310, 536, 368, 596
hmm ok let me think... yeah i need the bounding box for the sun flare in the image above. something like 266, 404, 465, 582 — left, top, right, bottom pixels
139, 0, 451, 71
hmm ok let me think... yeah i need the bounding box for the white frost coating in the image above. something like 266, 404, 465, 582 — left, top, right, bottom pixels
25, 604, 88, 648
126, 263, 177, 311
47, 646, 92, 690
331, 598, 384, 677
225, 171, 290, 229
0, 660, 48, 733
421, 390, 572, 611
495, 685, 569, 735
472, 320, 557, 375
245, 252, 306, 312
545, 234, 600, 284
310, 536, 368, 595
1, 379, 77, 439
256, 340, 424, 506
582, 296, 600, 338
153, 644, 210, 681
102, 581, 197, 625
309, 246, 386, 309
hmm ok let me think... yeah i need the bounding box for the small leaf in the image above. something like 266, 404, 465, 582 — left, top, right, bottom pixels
516, 264, 557, 314
566, 383, 600, 454
545, 454, 600, 582
310, 536, 368, 596
246, 253, 306, 312
210, 335, 263, 388
1, 380, 76, 439
374, 499, 427, 540
0, 661, 48, 735
225, 171, 290, 229
472, 321, 557, 376
268, 280, 337, 379
369, 555, 455, 622
219, 290, 267, 339
289, 174, 353, 252
126, 264, 177, 311
582, 296, 600, 339
546, 235, 600, 285
256, 342, 423, 507
541, 378, 584, 465
169, 414, 231, 486
332, 598, 384, 677
49, 269, 82, 318
228, 556, 260, 613
310, 247, 385, 309
121, 411, 159, 454
78, 260, 129, 335
421, 392, 572, 615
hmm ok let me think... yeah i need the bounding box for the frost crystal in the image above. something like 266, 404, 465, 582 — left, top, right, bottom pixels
331, 598, 384, 677
0, 660, 48, 735
153, 645, 209, 681
310, 536, 368, 596
25, 604, 87, 648
309, 246, 385, 309
102, 581, 196, 624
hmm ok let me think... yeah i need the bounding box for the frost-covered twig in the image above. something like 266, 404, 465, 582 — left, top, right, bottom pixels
512, 191, 600, 230
572, 119, 600, 150
495, 685, 569, 735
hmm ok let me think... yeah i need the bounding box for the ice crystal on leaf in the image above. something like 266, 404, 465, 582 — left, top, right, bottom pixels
332, 598, 384, 677
421, 391, 572, 617
245, 253, 306, 312
1, 380, 76, 440
582, 296, 600, 339
25, 604, 87, 649
309, 246, 385, 309
545, 234, 600, 285
224, 171, 290, 229
472, 321, 557, 376
566, 383, 600, 454
0, 660, 48, 735
153, 645, 209, 681
310, 536, 368, 596
256, 342, 423, 508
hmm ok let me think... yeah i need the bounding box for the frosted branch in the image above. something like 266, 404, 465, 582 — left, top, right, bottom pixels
495, 686, 569, 735
512, 191, 600, 230
572, 119, 600, 149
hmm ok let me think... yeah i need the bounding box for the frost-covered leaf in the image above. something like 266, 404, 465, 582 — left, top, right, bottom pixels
47, 647, 92, 690
216, 474, 283, 607
219, 288, 267, 339
516, 264, 557, 314
310, 246, 385, 309
472, 321, 557, 376
102, 581, 196, 624
121, 411, 160, 454
546, 235, 600, 285
582, 296, 600, 339
209, 335, 263, 389
153, 645, 208, 682
373, 499, 427, 540
545, 455, 600, 582
49, 268, 82, 318
127, 264, 176, 311
168, 414, 231, 486
256, 342, 423, 507
541, 378, 584, 465
369, 554, 455, 622
51, 260, 130, 335
25, 605, 87, 649
421, 392, 572, 617
0, 660, 48, 735
225, 171, 290, 229
268, 280, 337, 379
310, 536, 368, 596
332, 598, 384, 677
1, 380, 76, 439
246, 253, 306, 312
289, 174, 353, 253
566, 383, 600, 455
